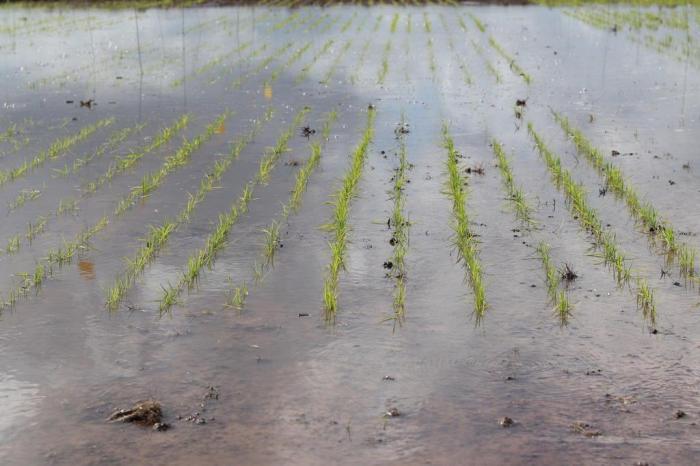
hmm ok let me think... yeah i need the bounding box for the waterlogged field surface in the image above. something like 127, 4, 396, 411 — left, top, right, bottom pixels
0, 1, 699, 464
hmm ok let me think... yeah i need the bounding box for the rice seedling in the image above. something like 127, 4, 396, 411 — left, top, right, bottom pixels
0, 215, 110, 310
322, 106, 376, 321
377, 40, 392, 85
470, 39, 502, 83
387, 115, 411, 328
26, 216, 48, 245
447, 38, 473, 85
372, 15, 383, 33
0, 118, 113, 188
9, 188, 41, 211
155, 108, 308, 313
427, 37, 437, 78
105, 221, 177, 311
294, 39, 335, 84
491, 140, 534, 226
171, 41, 252, 88
488, 36, 532, 84
6, 234, 20, 254
84, 115, 189, 196
442, 124, 488, 322
226, 282, 249, 310
115, 112, 228, 217
72, 123, 146, 175
535, 242, 573, 325
268, 41, 312, 85
467, 12, 486, 33
340, 12, 357, 33
231, 42, 294, 89
262, 221, 281, 266
423, 11, 432, 33
554, 111, 698, 277
102, 108, 274, 311
390, 13, 399, 33
350, 38, 371, 85
528, 122, 657, 326
320, 40, 353, 85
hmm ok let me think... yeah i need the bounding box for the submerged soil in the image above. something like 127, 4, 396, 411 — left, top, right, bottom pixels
0, 2, 699, 465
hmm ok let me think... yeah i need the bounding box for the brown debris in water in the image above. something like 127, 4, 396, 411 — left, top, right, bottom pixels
571, 421, 601, 437
499, 416, 515, 428
108, 400, 163, 427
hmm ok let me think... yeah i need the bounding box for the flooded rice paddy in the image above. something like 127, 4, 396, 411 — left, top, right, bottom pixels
1, 1, 699, 464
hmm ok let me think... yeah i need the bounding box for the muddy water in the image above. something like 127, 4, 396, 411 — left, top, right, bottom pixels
1, 3, 699, 465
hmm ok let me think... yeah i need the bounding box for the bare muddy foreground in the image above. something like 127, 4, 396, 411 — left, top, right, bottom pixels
0, 1, 699, 464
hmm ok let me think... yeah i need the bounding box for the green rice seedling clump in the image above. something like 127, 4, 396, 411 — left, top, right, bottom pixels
322, 106, 376, 321
442, 124, 488, 321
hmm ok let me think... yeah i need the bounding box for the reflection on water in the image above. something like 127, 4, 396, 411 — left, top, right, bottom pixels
0, 373, 41, 444
78, 260, 95, 281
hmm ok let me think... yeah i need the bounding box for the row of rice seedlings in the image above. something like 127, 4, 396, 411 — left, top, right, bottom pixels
266, 41, 313, 85
208, 42, 268, 82
447, 37, 474, 85
492, 136, 572, 323
67, 122, 146, 177
423, 11, 432, 33
467, 12, 486, 33
226, 110, 338, 310
491, 140, 534, 225
488, 36, 532, 84
565, 8, 700, 69
0, 118, 33, 155
320, 40, 353, 85
554, 112, 697, 278
272, 11, 300, 31
0, 117, 188, 262
470, 38, 503, 84
442, 125, 488, 322
322, 106, 377, 321
350, 38, 372, 85
377, 40, 393, 85
171, 40, 252, 88
390, 13, 400, 33
427, 37, 438, 79
0, 118, 113, 188
84, 115, 189, 195
8, 188, 41, 211
114, 113, 228, 217
536, 242, 573, 325
373, 15, 383, 33
104, 108, 276, 311
294, 39, 335, 84
317, 14, 341, 34
230, 42, 293, 89
157, 108, 309, 313
25, 216, 48, 245
527, 122, 657, 326
0, 216, 109, 310
387, 117, 411, 328
340, 12, 357, 33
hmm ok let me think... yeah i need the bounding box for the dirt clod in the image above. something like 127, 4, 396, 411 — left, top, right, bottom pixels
385, 408, 401, 417
108, 400, 162, 426
152, 422, 170, 431
560, 263, 578, 283
465, 164, 485, 175
300, 126, 316, 138
571, 421, 601, 437
500, 416, 514, 427
675, 410, 687, 419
